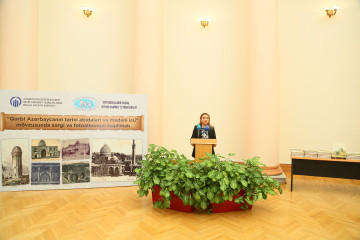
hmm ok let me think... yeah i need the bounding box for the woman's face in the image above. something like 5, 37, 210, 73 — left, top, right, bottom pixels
200, 114, 210, 125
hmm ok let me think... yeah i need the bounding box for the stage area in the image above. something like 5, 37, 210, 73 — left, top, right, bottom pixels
1, 169, 359, 240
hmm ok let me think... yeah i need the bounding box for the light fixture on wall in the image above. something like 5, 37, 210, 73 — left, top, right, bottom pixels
199, 18, 211, 28
81, 7, 94, 17
324, 6, 338, 18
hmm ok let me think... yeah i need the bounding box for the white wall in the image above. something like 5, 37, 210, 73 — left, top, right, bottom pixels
162, 0, 248, 160
37, 0, 135, 93
278, 0, 360, 163
1, 0, 359, 164
0, 0, 38, 90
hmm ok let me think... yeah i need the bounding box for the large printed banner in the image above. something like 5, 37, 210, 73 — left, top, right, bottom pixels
0, 90, 147, 192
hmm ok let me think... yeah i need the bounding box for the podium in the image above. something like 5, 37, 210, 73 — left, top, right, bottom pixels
191, 139, 217, 162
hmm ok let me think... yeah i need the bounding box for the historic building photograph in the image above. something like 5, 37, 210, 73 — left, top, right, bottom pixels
62, 138, 90, 161
31, 139, 60, 161
31, 163, 60, 185
91, 139, 143, 182
1, 139, 30, 186
62, 162, 90, 184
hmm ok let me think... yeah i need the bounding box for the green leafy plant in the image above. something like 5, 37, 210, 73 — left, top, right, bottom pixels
135, 144, 282, 213
134, 144, 190, 209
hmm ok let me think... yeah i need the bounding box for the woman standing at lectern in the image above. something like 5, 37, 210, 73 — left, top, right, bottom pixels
191, 113, 216, 158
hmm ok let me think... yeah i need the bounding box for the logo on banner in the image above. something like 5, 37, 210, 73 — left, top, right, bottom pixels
10, 96, 22, 107
73, 97, 98, 110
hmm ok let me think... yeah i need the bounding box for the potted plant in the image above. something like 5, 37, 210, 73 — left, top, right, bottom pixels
134, 144, 194, 212
191, 153, 282, 213
135, 145, 282, 213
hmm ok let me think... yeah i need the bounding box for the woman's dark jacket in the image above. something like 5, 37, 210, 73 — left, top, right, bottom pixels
191, 125, 216, 158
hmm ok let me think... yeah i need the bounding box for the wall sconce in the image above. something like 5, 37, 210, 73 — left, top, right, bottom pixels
81, 7, 94, 17
324, 6, 338, 18
199, 18, 211, 28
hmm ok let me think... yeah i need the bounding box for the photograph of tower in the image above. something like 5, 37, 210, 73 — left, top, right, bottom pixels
31, 139, 60, 161
31, 163, 60, 185
62, 139, 90, 161
62, 162, 90, 184
91, 139, 143, 182
1, 139, 30, 186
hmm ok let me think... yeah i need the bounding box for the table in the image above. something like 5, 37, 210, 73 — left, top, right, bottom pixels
291, 157, 360, 191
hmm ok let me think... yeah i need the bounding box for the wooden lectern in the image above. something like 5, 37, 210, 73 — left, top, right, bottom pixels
190, 139, 217, 162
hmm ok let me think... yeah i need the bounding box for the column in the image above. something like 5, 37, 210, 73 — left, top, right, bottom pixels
246, 0, 282, 175
133, 0, 163, 146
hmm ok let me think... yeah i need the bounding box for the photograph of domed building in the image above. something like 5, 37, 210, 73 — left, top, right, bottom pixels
31, 139, 60, 161
1, 139, 30, 186
62, 139, 90, 161
91, 139, 143, 182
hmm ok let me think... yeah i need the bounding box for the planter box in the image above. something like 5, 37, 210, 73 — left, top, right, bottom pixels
152, 185, 193, 213
211, 189, 253, 213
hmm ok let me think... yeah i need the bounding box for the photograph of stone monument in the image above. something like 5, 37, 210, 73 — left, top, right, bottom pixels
1, 139, 30, 186
62, 162, 90, 184
31, 163, 60, 185
62, 139, 90, 161
91, 139, 143, 182
31, 139, 60, 161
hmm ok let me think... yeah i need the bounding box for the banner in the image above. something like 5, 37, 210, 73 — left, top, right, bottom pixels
1, 113, 144, 131
0, 90, 147, 192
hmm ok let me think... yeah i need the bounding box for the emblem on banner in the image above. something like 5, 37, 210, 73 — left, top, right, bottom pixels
10, 96, 22, 107
73, 97, 98, 110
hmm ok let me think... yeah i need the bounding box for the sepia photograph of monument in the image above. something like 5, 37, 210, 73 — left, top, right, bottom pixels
31, 163, 60, 185
31, 139, 60, 161
91, 139, 143, 182
1, 139, 30, 186
62, 139, 90, 161
62, 162, 90, 184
